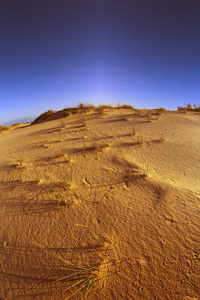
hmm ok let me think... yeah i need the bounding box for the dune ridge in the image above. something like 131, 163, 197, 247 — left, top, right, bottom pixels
0, 107, 199, 299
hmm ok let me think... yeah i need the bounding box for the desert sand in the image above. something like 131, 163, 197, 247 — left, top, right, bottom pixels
0, 107, 199, 300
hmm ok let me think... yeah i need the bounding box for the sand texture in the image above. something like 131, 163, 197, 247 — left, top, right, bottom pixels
0, 108, 199, 299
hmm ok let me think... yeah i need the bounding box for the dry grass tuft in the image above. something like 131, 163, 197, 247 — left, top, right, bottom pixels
60, 119, 66, 128
159, 132, 166, 142
35, 243, 103, 299
132, 124, 136, 135
34, 242, 132, 300
142, 163, 151, 177
78, 116, 87, 127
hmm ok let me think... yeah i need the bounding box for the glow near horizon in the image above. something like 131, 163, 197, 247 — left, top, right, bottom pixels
1, 63, 198, 125
1, 0, 200, 125
1, 50, 199, 125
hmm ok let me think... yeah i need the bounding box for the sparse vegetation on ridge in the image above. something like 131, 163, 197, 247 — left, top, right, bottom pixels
32, 109, 54, 124
0, 125, 9, 133
177, 102, 200, 112
31, 103, 135, 125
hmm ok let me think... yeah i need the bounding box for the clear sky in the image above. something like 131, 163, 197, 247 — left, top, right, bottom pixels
1, 0, 200, 125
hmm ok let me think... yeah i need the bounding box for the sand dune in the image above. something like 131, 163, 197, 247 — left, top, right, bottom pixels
0, 107, 199, 299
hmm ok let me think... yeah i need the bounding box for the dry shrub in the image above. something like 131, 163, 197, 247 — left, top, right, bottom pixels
62, 110, 71, 117
78, 103, 95, 113
177, 103, 200, 112
118, 104, 133, 109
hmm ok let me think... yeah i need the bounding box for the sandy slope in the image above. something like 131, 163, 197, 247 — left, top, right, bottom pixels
0, 108, 199, 300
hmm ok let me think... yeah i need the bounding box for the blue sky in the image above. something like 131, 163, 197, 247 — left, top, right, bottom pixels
1, 0, 200, 125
